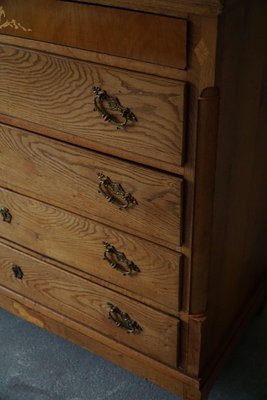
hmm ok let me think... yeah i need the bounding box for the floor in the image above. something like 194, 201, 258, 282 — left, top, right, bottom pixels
0, 306, 266, 400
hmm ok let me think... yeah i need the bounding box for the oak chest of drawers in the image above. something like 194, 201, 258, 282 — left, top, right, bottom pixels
0, 1, 266, 399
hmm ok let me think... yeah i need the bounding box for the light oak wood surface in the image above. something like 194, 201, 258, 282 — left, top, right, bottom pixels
0, 241, 180, 367
0, 124, 183, 250
0, 0, 187, 69
0, 187, 182, 314
0, 286, 203, 400
0, 34, 188, 82
0, 263, 266, 400
0, 1, 266, 399
0, 45, 185, 174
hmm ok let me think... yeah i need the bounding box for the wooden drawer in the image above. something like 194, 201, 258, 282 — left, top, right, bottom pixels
0, 241, 180, 367
0, 188, 182, 314
0, 0, 187, 69
0, 125, 183, 250
0, 45, 185, 174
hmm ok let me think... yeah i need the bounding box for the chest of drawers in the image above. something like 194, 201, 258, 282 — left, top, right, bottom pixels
0, 1, 266, 399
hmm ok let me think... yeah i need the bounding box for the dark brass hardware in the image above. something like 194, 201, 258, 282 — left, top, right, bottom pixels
0, 207, 12, 223
93, 86, 137, 129
103, 241, 140, 276
107, 303, 142, 334
12, 264, 24, 280
98, 173, 138, 210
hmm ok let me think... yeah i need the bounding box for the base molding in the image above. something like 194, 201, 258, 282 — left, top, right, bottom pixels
0, 286, 201, 400
0, 271, 266, 400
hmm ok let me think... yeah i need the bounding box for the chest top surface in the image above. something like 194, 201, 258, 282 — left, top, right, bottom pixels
65, 0, 224, 16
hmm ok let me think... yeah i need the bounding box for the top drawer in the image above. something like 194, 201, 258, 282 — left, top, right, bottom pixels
0, 0, 187, 69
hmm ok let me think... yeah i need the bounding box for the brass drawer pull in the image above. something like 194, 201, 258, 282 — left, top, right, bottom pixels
103, 241, 140, 276
107, 303, 142, 334
93, 86, 137, 130
98, 173, 138, 210
0, 207, 12, 223
12, 264, 24, 280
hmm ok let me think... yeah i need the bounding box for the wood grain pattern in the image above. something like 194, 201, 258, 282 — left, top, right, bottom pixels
175, 14, 218, 315
59, 0, 223, 17
0, 34, 188, 82
0, 241, 179, 367
0, 0, 187, 69
0, 287, 202, 400
1, 270, 267, 400
0, 237, 183, 315
0, 188, 182, 314
0, 124, 183, 250
0, 1, 265, 398
189, 86, 219, 318
200, 0, 267, 374
0, 45, 185, 174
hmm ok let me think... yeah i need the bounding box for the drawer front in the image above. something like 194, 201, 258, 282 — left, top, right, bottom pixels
0, 125, 182, 250
0, 0, 187, 69
0, 242, 179, 366
0, 45, 185, 174
0, 188, 182, 314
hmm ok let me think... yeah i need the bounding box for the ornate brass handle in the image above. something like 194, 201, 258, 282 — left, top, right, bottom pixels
107, 303, 142, 334
0, 207, 12, 223
12, 264, 24, 280
98, 173, 138, 210
103, 242, 140, 276
93, 86, 137, 129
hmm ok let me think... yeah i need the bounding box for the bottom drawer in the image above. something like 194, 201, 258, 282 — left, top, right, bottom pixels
0, 241, 179, 367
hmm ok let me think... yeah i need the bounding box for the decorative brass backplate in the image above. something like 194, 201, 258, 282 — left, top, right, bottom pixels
93, 86, 137, 130
0, 207, 12, 223
98, 173, 138, 210
107, 303, 142, 334
0, 6, 32, 32
103, 241, 140, 276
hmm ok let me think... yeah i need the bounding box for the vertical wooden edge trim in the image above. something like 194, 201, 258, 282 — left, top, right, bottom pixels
186, 314, 208, 377
177, 318, 181, 366
198, 86, 219, 99
189, 86, 220, 314
181, 82, 189, 166
179, 74, 188, 252
184, 20, 189, 71
198, 16, 219, 92
180, 178, 185, 247
178, 254, 184, 313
